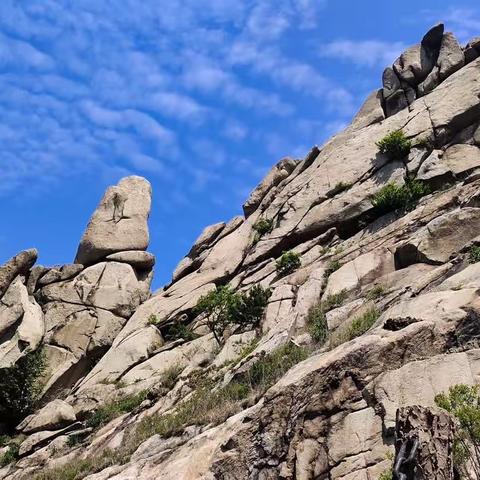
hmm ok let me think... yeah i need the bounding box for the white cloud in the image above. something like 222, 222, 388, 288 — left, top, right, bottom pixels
319, 40, 406, 68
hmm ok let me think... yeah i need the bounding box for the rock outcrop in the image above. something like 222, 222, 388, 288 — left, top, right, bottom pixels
2, 23, 480, 480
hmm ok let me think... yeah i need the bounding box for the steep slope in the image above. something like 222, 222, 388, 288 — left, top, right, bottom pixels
1, 24, 480, 479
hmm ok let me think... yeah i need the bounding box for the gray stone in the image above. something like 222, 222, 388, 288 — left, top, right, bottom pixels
474, 125, 480, 146
17, 399, 76, 434
0, 249, 37, 301
437, 32, 465, 81
37, 264, 84, 287
416, 149, 453, 184
75, 176, 152, 265
39, 261, 150, 318
243, 157, 297, 217
417, 66, 440, 96
464, 37, 480, 64
384, 88, 408, 117
26, 265, 49, 294
188, 222, 226, 258
395, 208, 480, 267
443, 143, 480, 177
382, 67, 401, 98
105, 251, 155, 271
350, 89, 385, 130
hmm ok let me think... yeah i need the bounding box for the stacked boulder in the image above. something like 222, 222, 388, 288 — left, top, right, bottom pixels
356, 23, 479, 128
0, 176, 155, 432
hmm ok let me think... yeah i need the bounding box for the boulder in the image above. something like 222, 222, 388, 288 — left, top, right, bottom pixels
0, 278, 25, 337
0, 249, 37, 300
323, 248, 395, 298
17, 399, 76, 434
43, 302, 126, 358
416, 149, 453, 185
243, 158, 297, 217
188, 222, 226, 258
75, 176, 152, 265
382, 67, 401, 98
37, 264, 84, 288
384, 88, 408, 117
443, 143, 480, 177
105, 251, 155, 271
350, 89, 385, 130
0, 280, 44, 368
39, 261, 150, 318
475, 125, 480, 146
392, 24, 444, 87
464, 37, 480, 64
437, 32, 465, 81
395, 208, 480, 267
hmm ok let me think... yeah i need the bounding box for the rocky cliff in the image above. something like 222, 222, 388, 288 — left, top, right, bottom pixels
1, 23, 480, 480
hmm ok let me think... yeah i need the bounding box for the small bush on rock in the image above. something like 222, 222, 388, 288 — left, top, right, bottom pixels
366, 285, 386, 300
469, 246, 480, 264
0, 442, 19, 467
195, 284, 271, 345
327, 181, 352, 198
0, 349, 46, 432
376, 130, 412, 160
371, 179, 429, 215
307, 305, 328, 344
165, 322, 199, 342
276, 251, 301, 275
86, 391, 148, 429
330, 307, 379, 348
435, 384, 480, 478
324, 259, 342, 280
246, 343, 308, 391
253, 218, 274, 238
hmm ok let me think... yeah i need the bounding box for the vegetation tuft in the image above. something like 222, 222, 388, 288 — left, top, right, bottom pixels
0, 442, 19, 467
435, 384, 480, 479
0, 349, 46, 432
86, 391, 148, 429
371, 179, 430, 215
330, 307, 380, 348
366, 285, 386, 300
253, 218, 274, 243
276, 251, 301, 275
376, 130, 412, 160
195, 284, 271, 345
468, 245, 480, 264
324, 259, 342, 280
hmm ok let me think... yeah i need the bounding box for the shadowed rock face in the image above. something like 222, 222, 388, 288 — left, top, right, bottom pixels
2, 24, 480, 480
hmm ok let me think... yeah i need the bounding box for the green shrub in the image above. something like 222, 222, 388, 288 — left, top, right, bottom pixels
0, 442, 19, 467
307, 305, 328, 344
276, 251, 301, 275
161, 365, 183, 390
324, 259, 342, 280
246, 343, 308, 391
147, 314, 160, 325
330, 308, 380, 348
469, 246, 480, 264
253, 218, 273, 237
378, 468, 393, 480
366, 285, 386, 300
435, 384, 480, 477
0, 349, 46, 432
376, 130, 412, 160
86, 391, 148, 429
322, 291, 347, 311
195, 285, 271, 345
165, 322, 199, 342
371, 179, 430, 215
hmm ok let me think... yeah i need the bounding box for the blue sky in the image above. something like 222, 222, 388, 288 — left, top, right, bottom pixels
1, 0, 480, 289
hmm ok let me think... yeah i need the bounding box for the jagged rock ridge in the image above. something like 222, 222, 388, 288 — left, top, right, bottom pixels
1, 23, 480, 479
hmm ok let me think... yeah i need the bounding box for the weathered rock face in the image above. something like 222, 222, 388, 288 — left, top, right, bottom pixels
75, 176, 152, 265
3, 24, 480, 480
